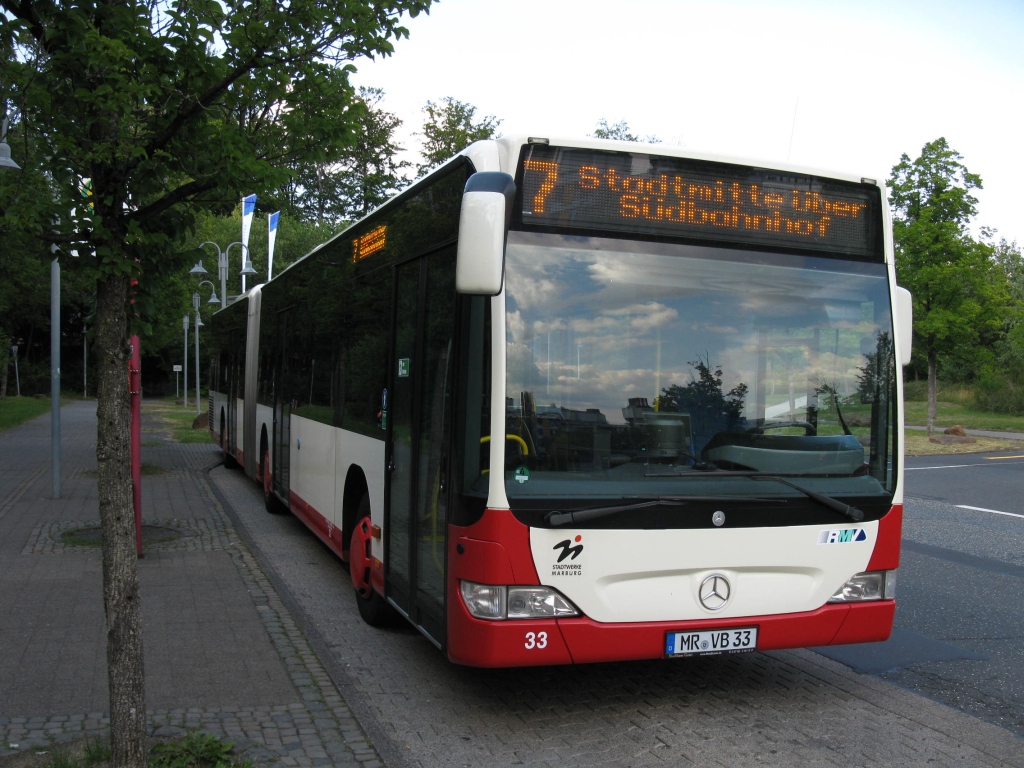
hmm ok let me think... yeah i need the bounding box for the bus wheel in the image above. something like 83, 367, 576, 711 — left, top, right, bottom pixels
350, 498, 398, 627
263, 450, 285, 515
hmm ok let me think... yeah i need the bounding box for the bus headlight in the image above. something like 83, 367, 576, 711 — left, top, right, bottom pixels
827, 571, 896, 603
460, 581, 580, 620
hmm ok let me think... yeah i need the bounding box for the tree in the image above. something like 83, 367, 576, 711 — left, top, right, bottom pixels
280, 86, 410, 223
591, 118, 660, 143
656, 354, 747, 451
416, 96, 500, 175
888, 138, 1003, 434
0, 2, 431, 766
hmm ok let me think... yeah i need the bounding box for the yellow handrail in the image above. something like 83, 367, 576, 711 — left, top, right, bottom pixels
480, 434, 529, 455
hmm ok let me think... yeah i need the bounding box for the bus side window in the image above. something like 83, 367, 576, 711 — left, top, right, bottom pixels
343, 269, 392, 439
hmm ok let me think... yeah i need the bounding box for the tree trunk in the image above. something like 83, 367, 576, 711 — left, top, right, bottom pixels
927, 348, 938, 436
94, 272, 147, 768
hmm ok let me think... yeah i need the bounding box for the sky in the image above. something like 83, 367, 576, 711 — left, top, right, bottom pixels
351, 0, 1024, 245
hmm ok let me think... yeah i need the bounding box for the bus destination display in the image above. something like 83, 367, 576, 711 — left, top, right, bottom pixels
519, 146, 880, 258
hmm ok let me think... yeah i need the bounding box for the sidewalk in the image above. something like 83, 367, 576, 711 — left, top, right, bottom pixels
906, 424, 1024, 440
0, 400, 382, 768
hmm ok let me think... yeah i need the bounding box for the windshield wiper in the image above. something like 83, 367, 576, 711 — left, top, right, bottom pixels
750, 475, 864, 522
543, 495, 779, 527
641, 470, 865, 522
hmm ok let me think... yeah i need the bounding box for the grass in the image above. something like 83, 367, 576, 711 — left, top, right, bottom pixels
0, 732, 250, 768
143, 397, 213, 444
0, 734, 109, 768
904, 431, 1024, 455
901, 380, 1024, 454
903, 399, 1024, 432
0, 396, 54, 431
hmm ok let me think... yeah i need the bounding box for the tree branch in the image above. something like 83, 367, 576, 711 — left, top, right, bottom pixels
129, 176, 219, 224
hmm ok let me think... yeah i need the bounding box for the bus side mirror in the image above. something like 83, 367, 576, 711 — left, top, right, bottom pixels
896, 286, 912, 367
456, 172, 516, 295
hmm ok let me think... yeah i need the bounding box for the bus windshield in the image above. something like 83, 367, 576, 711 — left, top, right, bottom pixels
500, 231, 897, 517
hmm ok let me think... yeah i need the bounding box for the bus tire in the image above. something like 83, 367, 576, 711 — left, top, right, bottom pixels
351, 497, 399, 627
262, 449, 286, 515
220, 410, 240, 469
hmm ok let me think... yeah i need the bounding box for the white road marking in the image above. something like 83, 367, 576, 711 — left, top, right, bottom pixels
906, 464, 977, 470
907, 460, 1024, 470
955, 505, 1024, 520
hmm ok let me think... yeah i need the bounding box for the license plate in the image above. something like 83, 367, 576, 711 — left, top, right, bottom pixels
666, 626, 758, 657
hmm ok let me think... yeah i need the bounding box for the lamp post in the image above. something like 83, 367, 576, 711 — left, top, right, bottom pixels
51, 240, 60, 498
10, 344, 19, 397
182, 314, 189, 408
2, 120, 19, 399
191, 292, 207, 417
191, 241, 256, 305
232, 241, 257, 294
195, 242, 226, 310
2, 115, 60, 496
0, 116, 20, 171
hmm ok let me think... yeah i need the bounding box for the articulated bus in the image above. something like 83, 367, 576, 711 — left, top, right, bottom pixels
209, 136, 913, 667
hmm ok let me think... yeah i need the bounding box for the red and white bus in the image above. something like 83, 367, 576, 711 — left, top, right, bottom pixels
209, 136, 912, 667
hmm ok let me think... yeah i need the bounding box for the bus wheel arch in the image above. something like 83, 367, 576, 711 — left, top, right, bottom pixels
221, 408, 239, 469
341, 468, 369, 562
262, 440, 285, 515
258, 427, 269, 483
350, 493, 399, 627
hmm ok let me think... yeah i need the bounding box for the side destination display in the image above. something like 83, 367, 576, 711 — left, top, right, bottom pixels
518, 145, 882, 259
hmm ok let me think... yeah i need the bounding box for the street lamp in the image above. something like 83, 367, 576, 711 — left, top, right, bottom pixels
196, 279, 219, 306
2, 114, 60, 497
233, 241, 258, 294
10, 344, 19, 396
182, 314, 189, 408
193, 240, 256, 307
0, 117, 19, 171
191, 292, 205, 416
195, 242, 225, 309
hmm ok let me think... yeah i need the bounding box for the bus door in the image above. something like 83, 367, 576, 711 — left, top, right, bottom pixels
226, 330, 241, 455
385, 248, 457, 644
272, 308, 293, 503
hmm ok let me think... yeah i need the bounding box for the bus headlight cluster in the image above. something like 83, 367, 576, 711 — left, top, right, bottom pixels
460, 581, 581, 620
828, 571, 896, 603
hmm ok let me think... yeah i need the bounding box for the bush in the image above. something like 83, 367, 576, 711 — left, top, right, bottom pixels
903, 380, 928, 401
902, 380, 975, 405
973, 373, 1024, 415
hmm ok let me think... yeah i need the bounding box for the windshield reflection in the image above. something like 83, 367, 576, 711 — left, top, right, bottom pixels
502, 231, 897, 503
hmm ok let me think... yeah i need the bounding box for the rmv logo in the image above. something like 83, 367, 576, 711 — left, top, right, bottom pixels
817, 528, 867, 545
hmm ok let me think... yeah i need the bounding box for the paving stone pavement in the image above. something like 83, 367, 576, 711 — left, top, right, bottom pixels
0, 400, 382, 768
208, 454, 1024, 768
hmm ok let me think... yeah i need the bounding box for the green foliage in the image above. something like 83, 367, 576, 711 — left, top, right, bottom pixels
81, 734, 111, 765
973, 371, 1024, 415
283, 86, 411, 222
591, 119, 660, 143
888, 139, 1005, 388
417, 97, 500, 175
1, 0, 433, 328
903, 380, 928, 401
150, 733, 248, 768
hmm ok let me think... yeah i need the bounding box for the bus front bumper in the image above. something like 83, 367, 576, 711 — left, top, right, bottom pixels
445, 598, 895, 667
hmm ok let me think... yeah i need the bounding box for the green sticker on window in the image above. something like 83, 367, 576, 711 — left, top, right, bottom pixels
513, 466, 531, 484
398, 358, 410, 377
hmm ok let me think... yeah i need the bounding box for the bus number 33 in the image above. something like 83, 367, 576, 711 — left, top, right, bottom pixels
525, 631, 548, 650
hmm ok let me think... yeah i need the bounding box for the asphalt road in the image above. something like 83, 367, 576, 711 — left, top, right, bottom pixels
882, 450, 1024, 735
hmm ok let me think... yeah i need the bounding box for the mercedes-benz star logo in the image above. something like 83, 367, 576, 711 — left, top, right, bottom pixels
699, 574, 731, 611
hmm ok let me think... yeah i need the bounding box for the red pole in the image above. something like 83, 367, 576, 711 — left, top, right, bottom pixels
130, 334, 143, 557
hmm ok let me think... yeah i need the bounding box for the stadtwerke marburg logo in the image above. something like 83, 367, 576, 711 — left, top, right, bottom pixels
551, 535, 583, 576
